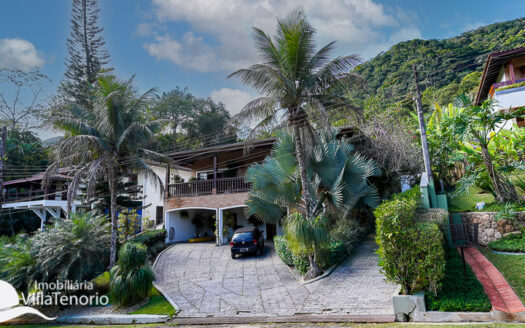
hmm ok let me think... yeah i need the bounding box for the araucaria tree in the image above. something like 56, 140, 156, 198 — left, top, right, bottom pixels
47, 75, 163, 267
229, 10, 362, 277
62, 0, 110, 108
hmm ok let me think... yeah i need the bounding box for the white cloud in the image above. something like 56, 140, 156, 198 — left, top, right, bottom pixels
135, 23, 154, 37
210, 88, 254, 115
0, 38, 45, 71
142, 0, 422, 72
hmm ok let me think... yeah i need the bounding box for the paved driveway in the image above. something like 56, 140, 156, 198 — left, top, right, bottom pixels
154, 238, 397, 317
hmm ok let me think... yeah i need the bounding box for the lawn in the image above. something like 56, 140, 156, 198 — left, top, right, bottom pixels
131, 286, 177, 316
425, 247, 492, 312
448, 187, 495, 212
479, 247, 525, 304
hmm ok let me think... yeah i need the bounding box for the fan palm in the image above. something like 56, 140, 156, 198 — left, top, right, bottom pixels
47, 75, 164, 267
246, 129, 380, 277
229, 9, 362, 221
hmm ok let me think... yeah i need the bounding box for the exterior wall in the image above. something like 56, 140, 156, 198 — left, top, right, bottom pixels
461, 212, 525, 246
189, 148, 270, 178
139, 165, 191, 225
492, 87, 525, 129
165, 192, 249, 211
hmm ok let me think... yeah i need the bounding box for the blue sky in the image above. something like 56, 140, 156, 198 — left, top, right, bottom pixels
1, 0, 524, 138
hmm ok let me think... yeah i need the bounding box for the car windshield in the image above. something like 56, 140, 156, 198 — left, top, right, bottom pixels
232, 232, 254, 242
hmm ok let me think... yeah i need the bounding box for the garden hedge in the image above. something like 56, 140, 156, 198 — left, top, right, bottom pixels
375, 187, 446, 295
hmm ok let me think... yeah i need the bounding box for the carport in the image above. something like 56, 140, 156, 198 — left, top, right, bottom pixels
165, 207, 218, 243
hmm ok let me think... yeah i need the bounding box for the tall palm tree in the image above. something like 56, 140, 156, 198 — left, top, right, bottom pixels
47, 75, 164, 267
229, 9, 362, 222
246, 129, 380, 277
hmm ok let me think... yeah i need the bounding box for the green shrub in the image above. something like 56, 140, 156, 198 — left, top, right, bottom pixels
316, 240, 346, 269
0, 234, 35, 293
426, 247, 491, 312
128, 229, 166, 248
375, 187, 445, 295
274, 235, 294, 266
31, 213, 110, 284
110, 242, 155, 307
417, 208, 449, 225
127, 229, 166, 259
488, 233, 525, 252
292, 249, 310, 275
92, 271, 110, 295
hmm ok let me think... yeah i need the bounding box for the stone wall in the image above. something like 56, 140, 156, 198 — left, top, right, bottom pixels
461, 212, 525, 246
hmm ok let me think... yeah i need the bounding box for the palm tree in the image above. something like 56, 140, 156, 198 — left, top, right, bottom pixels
246, 129, 380, 277
47, 75, 164, 267
229, 9, 362, 223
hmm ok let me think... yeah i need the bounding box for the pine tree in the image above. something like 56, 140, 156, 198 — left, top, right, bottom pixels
62, 0, 110, 107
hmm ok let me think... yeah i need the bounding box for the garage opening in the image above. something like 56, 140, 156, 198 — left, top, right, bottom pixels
166, 208, 217, 243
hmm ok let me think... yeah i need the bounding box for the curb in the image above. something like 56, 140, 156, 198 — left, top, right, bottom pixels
55, 314, 169, 324
489, 249, 525, 256
152, 243, 180, 316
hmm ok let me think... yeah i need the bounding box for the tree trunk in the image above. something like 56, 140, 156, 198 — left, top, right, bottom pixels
292, 124, 312, 218
109, 166, 118, 268
480, 145, 519, 203
305, 252, 323, 280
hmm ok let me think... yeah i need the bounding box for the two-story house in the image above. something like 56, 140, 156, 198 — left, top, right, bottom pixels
163, 138, 283, 245
476, 46, 525, 129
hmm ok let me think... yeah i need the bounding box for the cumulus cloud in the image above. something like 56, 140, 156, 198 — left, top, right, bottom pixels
0, 38, 45, 71
142, 0, 421, 72
210, 88, 254, 115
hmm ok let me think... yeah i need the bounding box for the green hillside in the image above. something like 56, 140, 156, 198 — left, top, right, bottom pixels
354, 17, 525, 106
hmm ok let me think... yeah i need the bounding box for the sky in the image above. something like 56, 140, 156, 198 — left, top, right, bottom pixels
1, 0, 524, 139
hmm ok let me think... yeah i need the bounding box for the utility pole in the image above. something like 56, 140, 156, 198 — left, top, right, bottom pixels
412, 65, 433, 181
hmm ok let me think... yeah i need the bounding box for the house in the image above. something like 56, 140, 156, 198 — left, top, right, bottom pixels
136, 162, 191, 228
476, 46, 525, 129
163, 138, 284, 245
1, 170, 83, 229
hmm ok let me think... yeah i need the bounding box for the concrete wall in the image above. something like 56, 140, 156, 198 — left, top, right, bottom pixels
461, 211, 525, 246
493, 88, 525, 129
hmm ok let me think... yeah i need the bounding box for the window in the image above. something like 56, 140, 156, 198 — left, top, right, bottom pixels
156, 206, 164, 226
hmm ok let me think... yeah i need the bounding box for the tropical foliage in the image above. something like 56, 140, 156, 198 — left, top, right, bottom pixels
230, 9, 363, 277
47, 75, 164, 267
246, 129, 380, 277
110, 242, 154, 307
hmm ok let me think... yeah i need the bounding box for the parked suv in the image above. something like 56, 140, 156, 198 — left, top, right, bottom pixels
230, 227, 264, 259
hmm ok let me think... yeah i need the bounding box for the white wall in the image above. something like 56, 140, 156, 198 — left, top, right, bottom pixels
165, 208, 216, 243
493, 88, 524, 130
220, 206, 282, 244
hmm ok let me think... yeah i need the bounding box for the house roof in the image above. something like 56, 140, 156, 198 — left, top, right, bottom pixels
476, 46, 525, 104
3, 172, 70, 186
166, 127, 356, 165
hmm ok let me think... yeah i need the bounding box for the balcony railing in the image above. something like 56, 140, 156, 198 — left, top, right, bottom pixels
168, 177, 251, 198
3, 190, 67, 203
490, 77, 525, 98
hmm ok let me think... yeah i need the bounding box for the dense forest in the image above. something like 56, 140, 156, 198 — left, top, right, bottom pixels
353, 17, 525, 108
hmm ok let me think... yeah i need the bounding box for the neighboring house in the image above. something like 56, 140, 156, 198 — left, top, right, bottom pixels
1, 171, 83, 229
137, 162, 191, 228
163, 138, 284, 245
476, 46, 525, 129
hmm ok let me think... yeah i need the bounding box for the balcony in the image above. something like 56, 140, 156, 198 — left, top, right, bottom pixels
489, 78, 525, 98
167, 176, 251, 198
3, 189, 67, 203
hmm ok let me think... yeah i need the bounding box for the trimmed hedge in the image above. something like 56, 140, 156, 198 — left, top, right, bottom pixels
489, 233, 525, 253
425, 247, 492, 312
274, 235, 294, 266
127, 229, 166, 260
375, 187, 446, 295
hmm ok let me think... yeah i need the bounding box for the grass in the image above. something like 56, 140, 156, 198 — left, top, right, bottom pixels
488, 233, 525, 252
449, 187, 495, 212
425, 247, 492, 312
479, 246, 525, 305
130, 286, 176, 316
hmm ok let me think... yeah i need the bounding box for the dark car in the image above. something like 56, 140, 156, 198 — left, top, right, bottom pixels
230, 227, 265, 259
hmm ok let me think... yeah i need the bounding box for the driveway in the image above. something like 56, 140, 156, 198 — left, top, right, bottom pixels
154, 237, 397, 317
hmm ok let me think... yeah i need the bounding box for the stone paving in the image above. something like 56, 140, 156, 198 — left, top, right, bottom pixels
154, 238, 398, 317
